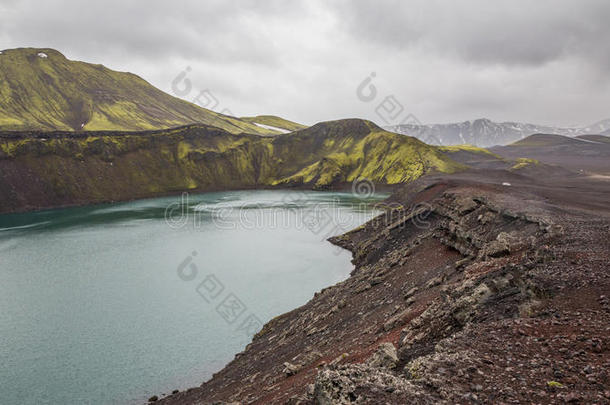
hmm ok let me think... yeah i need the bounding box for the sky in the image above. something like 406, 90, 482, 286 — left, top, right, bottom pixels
1, 0, 609, 127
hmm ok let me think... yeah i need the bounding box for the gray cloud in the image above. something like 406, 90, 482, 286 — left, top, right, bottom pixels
1, 0, 298, 65
1, 0, 609, 127
339, 0, 610, 68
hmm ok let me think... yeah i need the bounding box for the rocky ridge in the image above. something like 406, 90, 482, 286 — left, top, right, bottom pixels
157, 172, 609, 404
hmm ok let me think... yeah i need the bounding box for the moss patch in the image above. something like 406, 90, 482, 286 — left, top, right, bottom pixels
510, 158, 540, 170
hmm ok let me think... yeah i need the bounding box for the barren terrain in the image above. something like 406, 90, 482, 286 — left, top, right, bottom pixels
154, 167, 610, 404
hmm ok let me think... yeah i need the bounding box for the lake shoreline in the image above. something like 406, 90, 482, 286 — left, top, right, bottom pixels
155, 171, 610, 404
0, 190, 387, 405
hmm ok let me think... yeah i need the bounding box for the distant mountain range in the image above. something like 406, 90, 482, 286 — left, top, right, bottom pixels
386, 118, 610, 147
0, 48, 301, 135
1, 46, 607, 151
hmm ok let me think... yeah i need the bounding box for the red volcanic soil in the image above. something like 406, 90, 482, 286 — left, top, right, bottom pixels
155, 168, 610, 404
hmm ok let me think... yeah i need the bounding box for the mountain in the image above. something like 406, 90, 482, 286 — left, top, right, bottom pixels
240, 115, 307, 134
509, 133, 596, 147
582, 118, 610, 135
579, 134, 610, 143
0, 48, 281, 135
386, 118, 610, 147
490, 133, 610, 175
0, 119, 464, 212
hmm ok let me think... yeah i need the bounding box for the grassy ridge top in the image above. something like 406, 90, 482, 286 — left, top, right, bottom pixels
240, 115, 307, 133
438, 144, 499, 156
0, 48, 278, 135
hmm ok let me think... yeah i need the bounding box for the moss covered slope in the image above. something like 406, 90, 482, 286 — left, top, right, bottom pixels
270, 119, 463, 188
0, 119, 464, 212
0, 48, 279, 135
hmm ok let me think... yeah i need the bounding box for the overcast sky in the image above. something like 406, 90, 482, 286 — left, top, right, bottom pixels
1, 0, 609, 127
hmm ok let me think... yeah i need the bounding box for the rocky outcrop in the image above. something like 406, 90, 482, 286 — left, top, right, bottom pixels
313, 363, 431, 404
366, 342, 398, 369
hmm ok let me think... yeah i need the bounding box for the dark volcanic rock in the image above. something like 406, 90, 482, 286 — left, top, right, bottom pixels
158, 172, 610, 405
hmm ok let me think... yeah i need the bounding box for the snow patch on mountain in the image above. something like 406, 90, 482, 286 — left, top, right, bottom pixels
253, 122, 290, 134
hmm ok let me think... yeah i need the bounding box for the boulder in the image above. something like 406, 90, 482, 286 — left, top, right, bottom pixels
283, 362, 301, 376
367, 342, 398, 369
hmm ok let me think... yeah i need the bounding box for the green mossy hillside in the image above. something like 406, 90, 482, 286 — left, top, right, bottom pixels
0, 48, 279, 135
0, 119, 464, 212
272, 121, 463, 188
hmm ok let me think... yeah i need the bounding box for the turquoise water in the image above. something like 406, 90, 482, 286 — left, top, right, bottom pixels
0, 190, 385, 404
